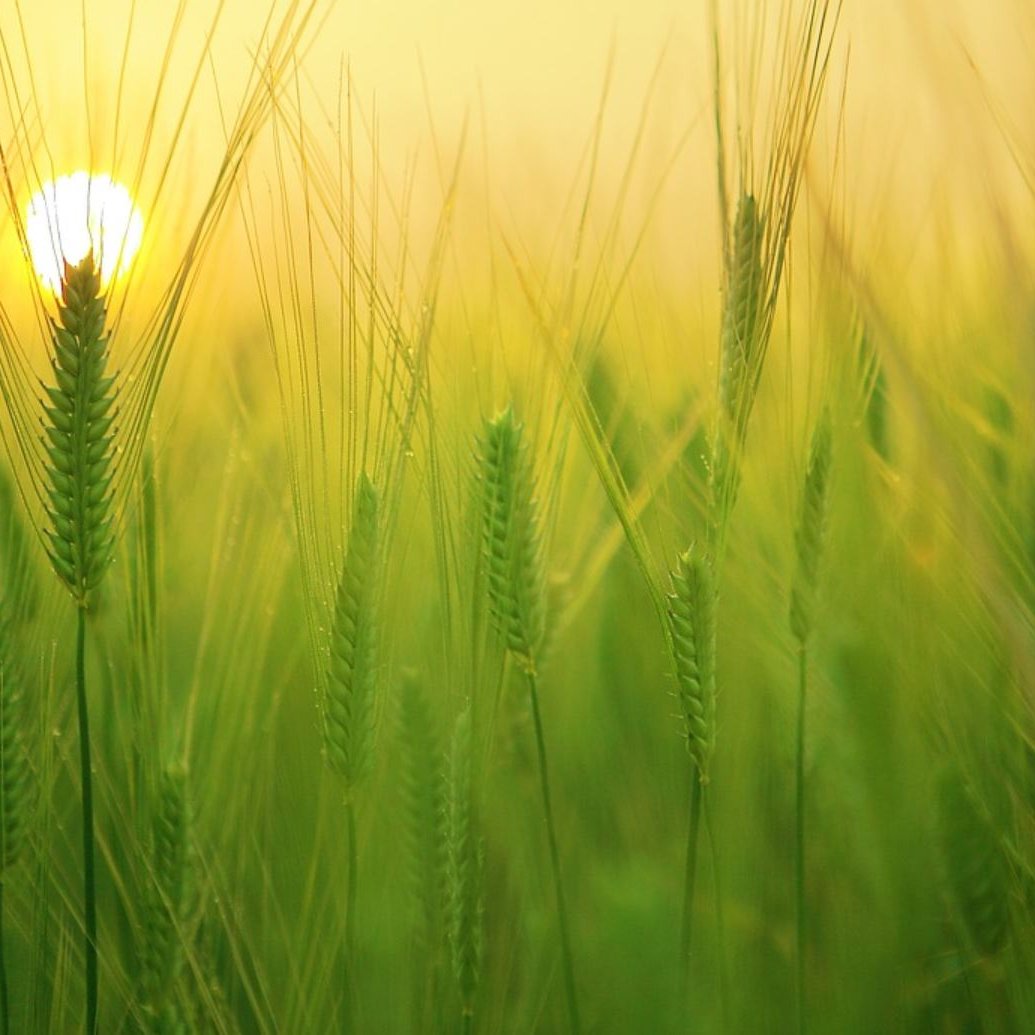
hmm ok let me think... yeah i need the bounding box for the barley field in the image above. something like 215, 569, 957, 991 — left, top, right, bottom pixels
0, 1, 1033, 1032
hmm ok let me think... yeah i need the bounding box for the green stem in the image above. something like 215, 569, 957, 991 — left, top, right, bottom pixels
344, 797, 358, 1033
525, 669, 581, 1035
76, 606, 98, 1035
703, 790, 731, 1032
0, 878, 8, 1035
795, 643, 807, 1035
680, 774, 702, 1012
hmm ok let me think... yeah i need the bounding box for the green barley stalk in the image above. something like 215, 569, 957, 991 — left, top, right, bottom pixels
709, 0, 844, 552
141, 765, 196, 1025
324, 472, 381, 790
659, 191, 766, 1025
0, 10, 320, 1030
151, 1000, 190, 1035
0, 615, 32, 1035
0, 466, 39, 624
43, 255, 118, 604
479, 407, 546, 667
445, 705, 483, 1033
668, 547, 718, 784
398, 672, 445, 934
854, 330, 891, 463
673, 3, 840, 1014
42, 253, 117, 1035
671, 192, 764, 1019
666, 545, 717, 994
323, 470, 382, 1029
789, 412, 832, 1035
790, 414, 833, 647
477, 407, 581, 1035
397, 672, 446, 1028
246, 67, 449, 1032
710, 193, 765, 549
938, 770, 1010, 959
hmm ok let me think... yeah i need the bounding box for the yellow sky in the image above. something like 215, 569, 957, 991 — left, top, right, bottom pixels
4, 0, 1032, 312
9, 1, 1029, 181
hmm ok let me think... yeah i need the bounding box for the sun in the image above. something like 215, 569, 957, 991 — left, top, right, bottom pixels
25, 171, 144, 293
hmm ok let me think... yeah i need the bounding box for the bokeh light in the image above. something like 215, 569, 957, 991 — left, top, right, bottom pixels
25, 171, 143, 293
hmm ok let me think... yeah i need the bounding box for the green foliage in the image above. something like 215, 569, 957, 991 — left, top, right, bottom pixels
7, 4, 1035, 1035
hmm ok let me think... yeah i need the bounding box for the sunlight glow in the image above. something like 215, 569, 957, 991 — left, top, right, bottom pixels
26, 171, 144, 293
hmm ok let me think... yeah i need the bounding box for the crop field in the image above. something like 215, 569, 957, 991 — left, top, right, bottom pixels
0, 1, 1033, 1032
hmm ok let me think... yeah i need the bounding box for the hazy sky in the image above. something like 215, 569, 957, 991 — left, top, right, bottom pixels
10, 1, 1030, 174
4, 0, 1032, 297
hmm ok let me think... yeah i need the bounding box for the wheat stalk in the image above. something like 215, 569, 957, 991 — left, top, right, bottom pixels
0, 615, 31, 1035
789, 411, 833, 1035
666, 543, 719, 1004
41, 252, 119, 1034
791, 413, 833, 648
939, 771, 1010, 958
446, 705, 483, 1032
668, 546, 718, 784
42, 254, 117, 608
398, 672, 445, 944
0, 466, 40, 624
397, 671, 447, 1028
397, 672, 447, 1029
710, 193, 765, 547
0, 10, 323, 1030
323, 471, 381, 792
478, 407, 546, 668
322, 470, 381, 1030
0, 623, 30, 879
141, 765, 196, 1021
477, 407, 581, 1034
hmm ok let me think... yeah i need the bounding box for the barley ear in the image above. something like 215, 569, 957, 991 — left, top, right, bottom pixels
790, 413, 833, 645
445, 706, 483, 1016
42, 252, 118, 608
142, 764, 196, 1013
938, 771, 1010, 958
398, 671, 445, 943
711, 193, 765, 532
151, 1000, 191, 1035
718, 194, 765, 421
667, 546, 717, 783
0, 621, 31, 873
0, 466, 40, 623
323, 472, 382, 793
478, 407, 546, 670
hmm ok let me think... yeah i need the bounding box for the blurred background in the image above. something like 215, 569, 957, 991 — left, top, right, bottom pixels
2, 2, 1035, 1033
